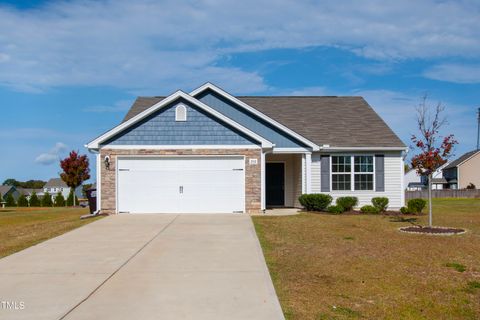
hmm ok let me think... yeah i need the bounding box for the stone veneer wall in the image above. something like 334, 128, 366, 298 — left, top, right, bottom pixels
99, 148, 262, 214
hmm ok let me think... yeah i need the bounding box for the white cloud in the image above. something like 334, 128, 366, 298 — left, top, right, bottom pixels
34, 142, 68, 165
0, 0, 478, 92
423, 64, 480, 83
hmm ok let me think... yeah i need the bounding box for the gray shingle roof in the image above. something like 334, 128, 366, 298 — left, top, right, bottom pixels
122, 95, 405, 148
444, 150, 480, 169
44, 178, 68, 188
0, 185, 14, 196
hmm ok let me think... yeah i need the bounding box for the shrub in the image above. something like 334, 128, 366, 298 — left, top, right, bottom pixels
5, 193, 16, 207
29, 191, 41, 207
17, 194, 29, 207
41, 192, 53, 207
327, 205, 344, 214
335, 197, 358, 211
54, 192, 65, 207
466, 183, 476, 190
407, 198, 427, 214
298, 194, 332, 211
360, 205, 379, 214
371, 197, 389, 212
400, 206, 409, 214
66, 190, 78, 206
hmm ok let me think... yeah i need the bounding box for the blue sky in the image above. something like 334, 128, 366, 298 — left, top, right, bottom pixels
0, 0, 479, 183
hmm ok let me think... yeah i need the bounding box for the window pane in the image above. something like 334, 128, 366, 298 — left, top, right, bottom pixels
354, 156, 373, 172
332, 174, 351, 190
354, 174, 373, 190
332, 156, 351, 173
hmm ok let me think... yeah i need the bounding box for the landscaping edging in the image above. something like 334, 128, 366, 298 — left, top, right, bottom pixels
398, 226, 466, 236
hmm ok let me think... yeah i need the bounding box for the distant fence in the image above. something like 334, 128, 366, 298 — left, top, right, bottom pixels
405, 189, 480, 200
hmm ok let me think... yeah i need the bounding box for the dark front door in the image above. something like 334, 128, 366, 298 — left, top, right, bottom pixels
266, 163, 285, 206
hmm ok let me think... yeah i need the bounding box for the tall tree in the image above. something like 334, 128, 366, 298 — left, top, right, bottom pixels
60, 151, 90, 206
410, 96, 457, 227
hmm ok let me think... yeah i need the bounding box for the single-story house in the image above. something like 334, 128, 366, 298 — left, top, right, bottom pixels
443, 150, 480, 189
0, 185, 20, 201
86, 83, 407, 214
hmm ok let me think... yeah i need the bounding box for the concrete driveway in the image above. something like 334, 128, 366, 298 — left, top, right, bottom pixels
0, 214, 284, 320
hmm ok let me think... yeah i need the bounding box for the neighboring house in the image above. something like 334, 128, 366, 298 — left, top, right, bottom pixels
17, 188, 45, 200
404, 169, 423, 190
0, 185, 20, 201
404, 163, 449, 190
443, 150, 480, 189
86, 82, 407, 214
44, 178, 82, 199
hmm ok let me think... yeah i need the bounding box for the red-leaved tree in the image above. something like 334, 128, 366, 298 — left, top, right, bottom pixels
410, 96, 457, 227
60, 151, 90, 205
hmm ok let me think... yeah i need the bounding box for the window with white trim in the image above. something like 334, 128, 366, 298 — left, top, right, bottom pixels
354, 156, 374, 190
175, 104, 187, 121
332, 156, 351, 190
331, 155, 374, 191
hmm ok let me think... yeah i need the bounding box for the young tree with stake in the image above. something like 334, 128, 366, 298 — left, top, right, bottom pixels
410, 96, 457, 227
60, 151, 91, 206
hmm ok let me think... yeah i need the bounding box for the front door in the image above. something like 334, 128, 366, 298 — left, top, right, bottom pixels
266, 163, 285, 207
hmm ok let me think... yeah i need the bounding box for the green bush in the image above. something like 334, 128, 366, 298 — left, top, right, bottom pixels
66, 190, 78, 206
41, 192, 53, 207
400, 206, 409, 214
360, 205, 379, 214
327, 205, 344, 214
29, 191, 41, 207
54, 192, 65, 207
5, 193, 16, 207
371, 197, 389, 212
17, 194, 29, 207
407, 198, 427, 214
298, 194, 333, 211
335, 197, 358, 211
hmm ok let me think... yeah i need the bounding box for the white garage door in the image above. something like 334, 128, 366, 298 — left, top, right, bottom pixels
117, 156, 245, 214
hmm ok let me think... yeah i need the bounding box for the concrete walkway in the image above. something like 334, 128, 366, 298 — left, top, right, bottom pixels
0, 214, 284, 320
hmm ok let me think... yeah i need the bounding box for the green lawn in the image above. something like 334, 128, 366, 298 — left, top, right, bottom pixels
0, 207, 103, 258
253, 198, 480, 320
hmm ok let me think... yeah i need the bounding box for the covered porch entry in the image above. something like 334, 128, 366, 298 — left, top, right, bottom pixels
262, 151, 312, 209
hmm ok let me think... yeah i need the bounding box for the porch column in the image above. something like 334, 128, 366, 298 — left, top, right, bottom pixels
96, 152, 101, 212
305, 153, 312, 193
261, 151, 266, 211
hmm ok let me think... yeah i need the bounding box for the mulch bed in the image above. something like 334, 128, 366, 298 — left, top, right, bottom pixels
399, 226, 466, 236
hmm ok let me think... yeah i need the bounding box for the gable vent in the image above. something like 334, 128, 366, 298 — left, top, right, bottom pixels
175, 104, 187, 121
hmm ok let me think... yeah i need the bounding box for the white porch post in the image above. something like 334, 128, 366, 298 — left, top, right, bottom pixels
261, 151, 266, 211
301, 154, 306, 194
305, 153, 312, 193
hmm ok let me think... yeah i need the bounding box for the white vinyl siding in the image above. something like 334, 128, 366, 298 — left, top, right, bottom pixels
310, 151, 404, 209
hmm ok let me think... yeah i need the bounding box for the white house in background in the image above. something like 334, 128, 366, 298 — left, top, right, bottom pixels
404, 162, 450, 190
404, 169, 423, 190
43, 178, 82, 199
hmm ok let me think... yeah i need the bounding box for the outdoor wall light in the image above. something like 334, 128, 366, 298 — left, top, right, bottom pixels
104, 155, 110, 170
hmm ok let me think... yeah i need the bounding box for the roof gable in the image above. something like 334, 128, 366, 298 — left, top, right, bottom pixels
444, 150, 480, 169
86, 91, 273, 149
103, 99, 259, 146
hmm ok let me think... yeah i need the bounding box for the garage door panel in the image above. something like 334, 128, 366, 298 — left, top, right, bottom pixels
117, 157, 245, 214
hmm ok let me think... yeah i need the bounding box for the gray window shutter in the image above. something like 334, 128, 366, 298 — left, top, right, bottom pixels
321, 155, 330, 192
375, 154, 385, 192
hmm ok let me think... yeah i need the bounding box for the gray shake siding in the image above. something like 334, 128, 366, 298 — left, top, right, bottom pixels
102, 99, 259, 146
196, 90, 308, 148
